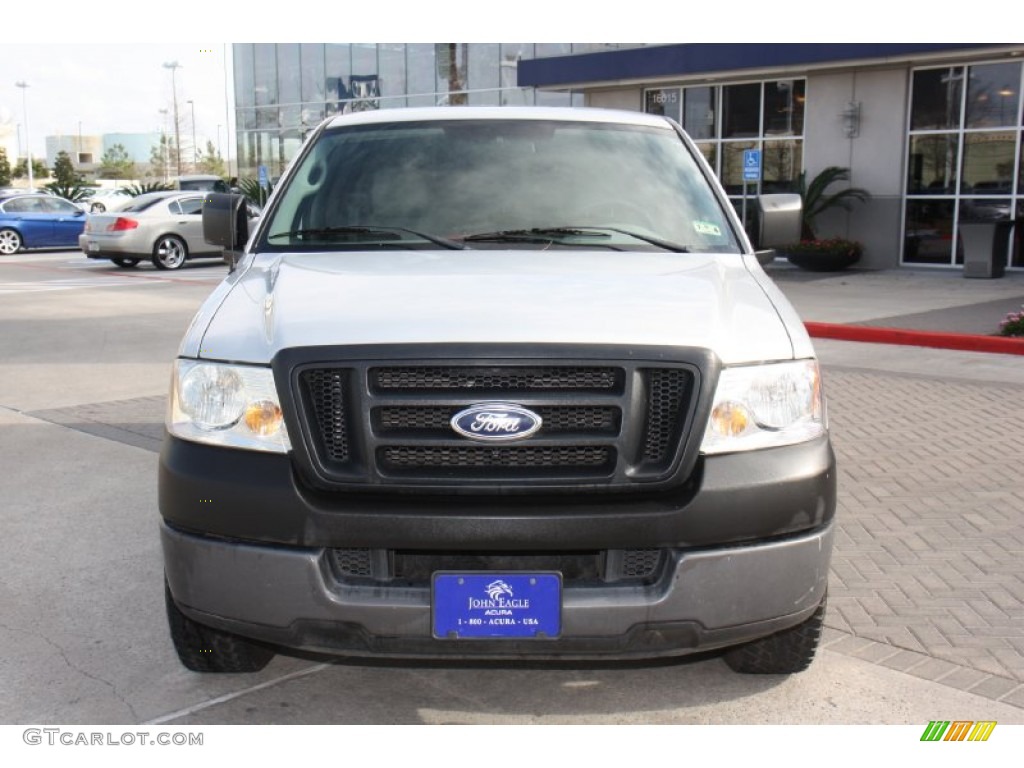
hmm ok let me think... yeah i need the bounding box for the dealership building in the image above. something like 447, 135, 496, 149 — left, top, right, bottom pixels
233, 43, 1024, 271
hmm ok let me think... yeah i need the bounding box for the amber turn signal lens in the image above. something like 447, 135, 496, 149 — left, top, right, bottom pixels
243, 400, 283, 435
710, 401, 750, 437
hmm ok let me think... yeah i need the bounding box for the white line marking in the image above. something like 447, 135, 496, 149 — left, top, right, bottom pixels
142, 663, 331, 725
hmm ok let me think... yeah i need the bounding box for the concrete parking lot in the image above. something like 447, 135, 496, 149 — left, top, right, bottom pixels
1, 250, 1022, 726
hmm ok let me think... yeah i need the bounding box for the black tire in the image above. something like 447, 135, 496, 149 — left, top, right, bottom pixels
152, 235, 188, 270
723, 594, 826, 674
0, 227, 23, 255
165, 580, 275, 673
111, 257, 140, 268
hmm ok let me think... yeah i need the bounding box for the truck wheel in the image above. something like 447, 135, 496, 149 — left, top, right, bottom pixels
723, 594, 826, 674
165, 580, 275, 673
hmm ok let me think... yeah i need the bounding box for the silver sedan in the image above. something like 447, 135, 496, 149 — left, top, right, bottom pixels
79, 191, 222, 270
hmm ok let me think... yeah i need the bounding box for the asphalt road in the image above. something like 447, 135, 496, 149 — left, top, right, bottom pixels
1, 250, 1021, 731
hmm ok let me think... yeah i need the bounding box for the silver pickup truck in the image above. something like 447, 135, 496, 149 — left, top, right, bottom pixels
160, 107, 835, 675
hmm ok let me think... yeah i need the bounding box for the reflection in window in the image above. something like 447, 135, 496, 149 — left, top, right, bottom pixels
721, 141, 757, 195
722, 83, 761, 138
910, 67, 964, 130
468, 44, 500, 106
763, 80, 805, 136
645, 88, 681, 123
325, 45, 351, 115
907, 135, 959, 194
904, 199, 956, 264
436, 44, 468, 105
962, 131, 1015, 193
500, 44, 533, 106
379, 43, 407, 108
277, 44, 302, 133
762, 140, 802, 193
406, 44, 436, 107
683, 87, 715, 140
300, 44, 326, 126
966, 62, 1020, 128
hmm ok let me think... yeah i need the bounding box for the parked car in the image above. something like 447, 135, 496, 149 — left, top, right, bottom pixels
161, 107, 833, 675
174, 175, 230, 193
79, 191, 220, 269
77, 188, 133, 213
80, 191, 259, 269
0, 193, 87, 254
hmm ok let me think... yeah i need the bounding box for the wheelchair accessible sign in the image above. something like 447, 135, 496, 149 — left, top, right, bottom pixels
743, 149, 761, 182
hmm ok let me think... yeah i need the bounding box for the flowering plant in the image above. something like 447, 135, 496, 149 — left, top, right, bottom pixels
782, 238, 863, 259
998, 305, 1024, 337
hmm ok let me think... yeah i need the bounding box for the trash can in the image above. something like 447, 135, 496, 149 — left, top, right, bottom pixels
960, 221, 1013, 278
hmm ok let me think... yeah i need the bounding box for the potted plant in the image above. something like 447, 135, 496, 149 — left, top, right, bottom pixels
782, 166, 870, 271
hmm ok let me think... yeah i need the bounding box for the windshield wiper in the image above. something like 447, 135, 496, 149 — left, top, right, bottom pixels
268, 225, 466, 250
462, 227, 689, 253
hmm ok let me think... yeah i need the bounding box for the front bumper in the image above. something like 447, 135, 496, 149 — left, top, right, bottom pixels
163, 521, 833, 660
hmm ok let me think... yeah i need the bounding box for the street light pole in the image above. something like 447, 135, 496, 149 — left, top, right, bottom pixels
187, 100, 197, 171
163, 61, 182, 178
15, 81, 33, 191
158, 108, 169, 183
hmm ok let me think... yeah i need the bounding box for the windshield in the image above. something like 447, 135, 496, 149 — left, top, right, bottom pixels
259, 118, 741, 254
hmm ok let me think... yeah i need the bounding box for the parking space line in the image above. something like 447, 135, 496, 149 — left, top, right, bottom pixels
142, 663, 330, 725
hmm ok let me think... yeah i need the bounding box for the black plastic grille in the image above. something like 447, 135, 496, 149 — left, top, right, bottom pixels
330, 548, 374, 577
641, 369, 690, 464
380, 445, 613, 472
302, 369, 350, 463
375, 405, 619, 435
371, 366, 622, 392
621, 549, 662, 578
294, 355, 699, 490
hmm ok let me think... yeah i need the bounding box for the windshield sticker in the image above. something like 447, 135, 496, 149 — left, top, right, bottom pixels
693, 221, 722, 237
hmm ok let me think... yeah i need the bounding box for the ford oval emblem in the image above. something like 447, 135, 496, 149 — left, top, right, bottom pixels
450, 403, 543, 442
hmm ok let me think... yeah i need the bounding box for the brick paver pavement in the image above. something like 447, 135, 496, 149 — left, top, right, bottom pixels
823, 366, 1024, 689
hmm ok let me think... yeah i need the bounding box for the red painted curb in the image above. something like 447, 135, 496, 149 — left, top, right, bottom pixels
805, 322, 1024, 356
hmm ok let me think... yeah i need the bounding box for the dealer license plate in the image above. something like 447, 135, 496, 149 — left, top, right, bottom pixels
432, 572, 561, 640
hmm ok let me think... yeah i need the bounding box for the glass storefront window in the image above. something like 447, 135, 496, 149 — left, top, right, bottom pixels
468, 43, 500, 105
722, 83, 761, 139
962, 131, 1015, 193
906, 61, 1023, 268
761, 139, 802, 193
277, 44, 302, 133
966, 62, 1020, 128
436, 43, 468, 105
300, 44, 325, 126
644, 88, 681, 124
379, 43, 407, 108
683, 87, 715, 140
763, 80, 805, 137
406, 44, 436, 107
910, 67, 964, 130
721, 141, 758, 195
904, 199, 956, 264
324, 44, 351, 115
907, 134, 959, 194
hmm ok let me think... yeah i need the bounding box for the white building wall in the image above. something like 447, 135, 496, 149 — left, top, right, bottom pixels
585, 88, 643, 111
804, 68, 910, 268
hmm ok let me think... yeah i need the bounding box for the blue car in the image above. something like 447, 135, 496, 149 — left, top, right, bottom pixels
0, 193, 87, 255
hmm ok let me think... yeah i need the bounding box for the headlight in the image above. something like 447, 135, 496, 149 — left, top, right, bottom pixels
701, 360, 825, 455
168, 360, 290, 453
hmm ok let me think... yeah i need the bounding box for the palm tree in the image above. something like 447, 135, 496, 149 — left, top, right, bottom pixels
797, 166, 870, 240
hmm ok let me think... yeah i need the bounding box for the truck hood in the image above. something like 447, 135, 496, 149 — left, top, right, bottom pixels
191, 250, 796, 365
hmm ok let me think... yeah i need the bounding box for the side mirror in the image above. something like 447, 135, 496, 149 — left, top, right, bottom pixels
757, 193, 802, 248
203, 193, 249, 270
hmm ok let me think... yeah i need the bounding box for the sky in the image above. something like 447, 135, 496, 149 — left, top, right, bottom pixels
0, 1, 1011, 161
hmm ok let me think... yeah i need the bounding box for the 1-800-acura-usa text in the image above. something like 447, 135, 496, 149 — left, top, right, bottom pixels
159, 107, 835, 674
